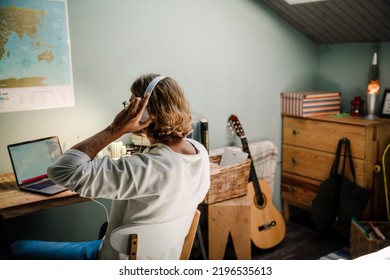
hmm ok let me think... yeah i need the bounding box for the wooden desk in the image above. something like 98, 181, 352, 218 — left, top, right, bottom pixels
0, 173, 89, 219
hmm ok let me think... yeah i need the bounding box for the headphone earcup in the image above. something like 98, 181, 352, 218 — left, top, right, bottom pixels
139, 75, 165, 123
140, 108, 150, 122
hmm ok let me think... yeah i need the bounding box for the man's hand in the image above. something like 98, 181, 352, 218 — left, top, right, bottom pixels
109, 94, 152, 135
70, 94, 152, 159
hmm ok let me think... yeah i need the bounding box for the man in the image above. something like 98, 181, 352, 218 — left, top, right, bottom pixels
12, 74, 210, 259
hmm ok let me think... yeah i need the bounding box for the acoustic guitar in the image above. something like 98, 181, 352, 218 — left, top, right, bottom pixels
228, 114, 286, 249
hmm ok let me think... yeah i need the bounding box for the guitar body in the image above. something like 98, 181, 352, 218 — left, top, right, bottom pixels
228, 114, 286, 249
247, 179, 286, 249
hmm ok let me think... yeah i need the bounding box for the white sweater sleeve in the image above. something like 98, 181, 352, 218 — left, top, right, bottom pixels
47, 149, 145, 199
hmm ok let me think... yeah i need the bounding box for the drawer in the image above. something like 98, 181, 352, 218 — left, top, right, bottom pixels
282, 144, 365, 186
281, 174, 319, 209
283, 116, 366, 159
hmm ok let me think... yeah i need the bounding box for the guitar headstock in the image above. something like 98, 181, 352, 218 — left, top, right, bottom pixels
228, 114, 246, 138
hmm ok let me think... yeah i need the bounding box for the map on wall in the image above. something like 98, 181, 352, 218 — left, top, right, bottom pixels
0, 0, 74, 113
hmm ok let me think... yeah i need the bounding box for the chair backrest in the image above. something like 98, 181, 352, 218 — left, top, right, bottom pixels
110, 209, 200, 260
180, 209, 200, 260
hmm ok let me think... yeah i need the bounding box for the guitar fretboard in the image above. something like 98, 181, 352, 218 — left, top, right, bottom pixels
241, 136, 264, 206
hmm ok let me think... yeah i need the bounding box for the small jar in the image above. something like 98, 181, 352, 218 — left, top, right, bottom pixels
351, 96, 364, 116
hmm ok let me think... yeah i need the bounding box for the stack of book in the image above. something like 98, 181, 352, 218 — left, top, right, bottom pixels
280, 91, 341, 117
200, 118, 209, 152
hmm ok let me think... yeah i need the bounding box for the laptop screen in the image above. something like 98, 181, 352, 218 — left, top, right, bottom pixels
8, 136, 63, 186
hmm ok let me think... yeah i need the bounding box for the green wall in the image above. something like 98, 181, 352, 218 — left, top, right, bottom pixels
315, 43, 390, 113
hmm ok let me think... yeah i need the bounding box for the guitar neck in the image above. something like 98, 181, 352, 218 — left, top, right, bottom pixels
240, 136, 263, 201
241, 136, 251, 158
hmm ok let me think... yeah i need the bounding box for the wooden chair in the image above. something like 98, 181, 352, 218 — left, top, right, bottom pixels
110, 210, 200, 260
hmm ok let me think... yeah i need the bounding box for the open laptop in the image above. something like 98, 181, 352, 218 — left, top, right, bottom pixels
7, 136, 68, 195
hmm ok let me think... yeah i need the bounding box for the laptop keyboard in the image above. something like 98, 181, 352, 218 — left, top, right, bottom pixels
28, 180, 55, 190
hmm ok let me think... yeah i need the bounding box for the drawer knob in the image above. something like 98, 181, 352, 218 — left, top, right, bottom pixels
292, 186, 297, 192
292, 158, 298, 164
292, 129, 299, 135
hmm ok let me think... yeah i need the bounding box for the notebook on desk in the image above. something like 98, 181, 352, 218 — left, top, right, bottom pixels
7, 136, 68, 196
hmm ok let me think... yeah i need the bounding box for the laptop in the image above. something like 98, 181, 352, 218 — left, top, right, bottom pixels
7, 136, 68, 195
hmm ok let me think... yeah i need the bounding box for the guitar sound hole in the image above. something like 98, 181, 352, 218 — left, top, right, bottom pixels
254, 193, 267, 209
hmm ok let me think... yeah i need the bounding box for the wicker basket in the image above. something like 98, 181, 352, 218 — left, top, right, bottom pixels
204, 154, 251, 204
349, 221, 390, 259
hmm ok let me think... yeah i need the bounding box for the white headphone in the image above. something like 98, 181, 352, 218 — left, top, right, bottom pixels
140, 75, 166, 122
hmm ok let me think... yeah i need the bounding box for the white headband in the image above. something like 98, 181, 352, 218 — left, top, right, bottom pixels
139, 75, 166, 122
144, 75, 166, 95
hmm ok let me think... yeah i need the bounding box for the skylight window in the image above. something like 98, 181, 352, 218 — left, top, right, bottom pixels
285, 0, 326, 4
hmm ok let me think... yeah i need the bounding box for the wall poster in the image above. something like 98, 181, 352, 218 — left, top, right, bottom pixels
0, 0, 74, 113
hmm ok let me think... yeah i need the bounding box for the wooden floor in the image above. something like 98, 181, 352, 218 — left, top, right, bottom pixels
193, 208, 347, 260
249, 210, 346, 260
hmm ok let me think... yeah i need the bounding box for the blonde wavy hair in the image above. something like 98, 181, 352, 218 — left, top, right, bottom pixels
130, 74, 193, 141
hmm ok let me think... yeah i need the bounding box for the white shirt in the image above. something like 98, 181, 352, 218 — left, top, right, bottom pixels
47, 138, 210, 259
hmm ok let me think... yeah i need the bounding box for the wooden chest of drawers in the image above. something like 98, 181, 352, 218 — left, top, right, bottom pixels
281, 115, 390, 221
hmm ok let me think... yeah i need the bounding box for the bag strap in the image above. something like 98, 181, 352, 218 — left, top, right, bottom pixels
339, 138, 357, 183
345, 138, 357, 183
329, 138, 344, 178
340, 138, 347, 176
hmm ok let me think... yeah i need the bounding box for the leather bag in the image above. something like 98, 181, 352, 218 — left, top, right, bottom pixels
311, 138, 369, 242
311, 138, 345, 231
333, 138, 369, 241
